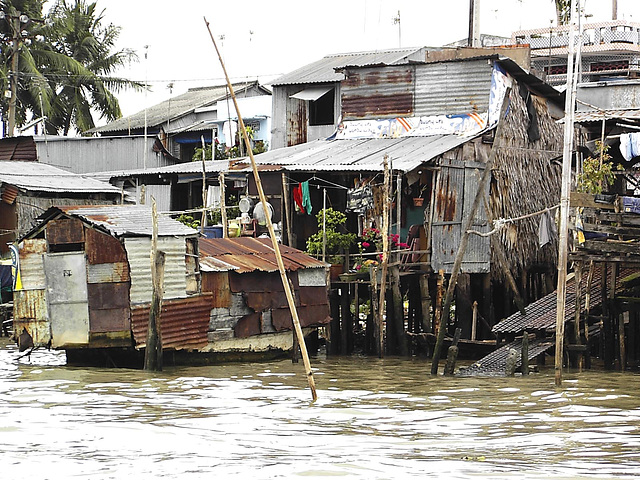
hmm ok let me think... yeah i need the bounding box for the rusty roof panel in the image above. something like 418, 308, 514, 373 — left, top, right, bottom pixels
57, 205, 198, 237
199, 237, 327, 273
493, 266, 637, 334
0, 136, 37, 161
341, 66, 414, 120
130, 294, 212, 350
85, 228, 128, 265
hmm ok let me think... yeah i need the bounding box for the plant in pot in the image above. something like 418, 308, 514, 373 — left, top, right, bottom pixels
306, 208, 356, 279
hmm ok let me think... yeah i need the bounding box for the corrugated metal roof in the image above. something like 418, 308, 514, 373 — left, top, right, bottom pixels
199, 237, 327, 273
0, 136, 37, 161
0, 161, 121, 194
234, 135, 480, 173
57, 204, 198, 237
270, 48, 428, 86
91, 82, 265, 134
493, 266, 636, 334
572, 108, 640, 123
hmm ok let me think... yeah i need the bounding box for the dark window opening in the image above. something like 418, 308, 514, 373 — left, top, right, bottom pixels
309, 89, 335, 126
543, 64, 568, 75
590, 60, 629, 72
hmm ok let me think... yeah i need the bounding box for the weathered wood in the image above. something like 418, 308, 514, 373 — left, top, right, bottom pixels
619, 311, 626, 371
391, 266, 408, 356
443, 346, 459, 376
370, 267, 382, 357
582, 222, 640, 236
572, 262, 583, 370
340, 285, 351, 355
329, 289, 340, 356
434, 270, 445, 335
377, 156, 391, 358
521, 332, 529, 375
471, 301, 478, 341
431, 88, 511, 376
570, 191, 615, 210
144, 198, 164, 372
420, 274, 432, 333
219, 172, 227, 238
282, 172, 293, 246
505, 348, 518, 376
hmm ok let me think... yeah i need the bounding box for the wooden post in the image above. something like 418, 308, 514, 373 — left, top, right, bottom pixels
584, 260, 595, 368
329, 288, 340, 356
282, 172, 293, 246
340, 284, 350, 355
619, 311, 626, 371
205, 18, 317, 400
444, 327, 462, 376
420, 274, 432, 333
377, 156, 392, 357
573, 262, 584, 370
521, 331, 529, 375
144, 198, 165, 371
431, 87, 512, 375
219, 172, 227, 237
505, 348, 518, 376
471, 301, 478, 341
391, 265, 408, 356
371, 266, 382, 357
434, 270, 445, 335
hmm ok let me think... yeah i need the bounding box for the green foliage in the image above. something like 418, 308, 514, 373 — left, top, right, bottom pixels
305, 208, 356, 264
176, 214, 200, 229
577, 141, 618, 195
192, 126, 268, 161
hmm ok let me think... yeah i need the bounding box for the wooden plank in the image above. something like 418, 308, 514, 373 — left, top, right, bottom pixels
570, 191, 615, 209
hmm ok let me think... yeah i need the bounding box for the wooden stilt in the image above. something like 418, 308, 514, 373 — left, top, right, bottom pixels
329, 289, 340, 356
619, 311, 627, 371
573, 262, 583, 370
443, 327, 462, 376
391, 266, 408, 356
434, 270, 445, 335
144, 198, 165, 372
521, 331, 529, 375
420, 274, 432, 333
340, 285, 351, 355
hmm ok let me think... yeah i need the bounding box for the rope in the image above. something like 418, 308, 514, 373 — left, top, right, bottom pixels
467, 204, 560, 237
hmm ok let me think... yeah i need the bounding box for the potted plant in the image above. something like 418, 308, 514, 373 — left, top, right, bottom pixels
413, 182, 428, 207
306, 208, 356, 279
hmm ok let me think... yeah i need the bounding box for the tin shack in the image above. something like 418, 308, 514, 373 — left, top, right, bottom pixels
13, 205, 329, 366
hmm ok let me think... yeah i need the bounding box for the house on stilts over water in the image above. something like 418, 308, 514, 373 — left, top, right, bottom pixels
12, 205, 330, 367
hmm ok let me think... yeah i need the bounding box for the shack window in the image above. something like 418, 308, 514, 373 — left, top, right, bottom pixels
309, 89, 335, 126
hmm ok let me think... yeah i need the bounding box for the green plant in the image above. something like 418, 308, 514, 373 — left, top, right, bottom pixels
176, 214, 200, 229
306, 208, 356, 264
577, 141, 619, 194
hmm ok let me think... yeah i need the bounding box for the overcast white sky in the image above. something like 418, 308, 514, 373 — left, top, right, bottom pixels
82, 0, 639, 122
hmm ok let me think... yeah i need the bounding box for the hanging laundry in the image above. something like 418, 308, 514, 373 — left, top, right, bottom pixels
538, 210, 557, 248
293, 184, 305, 214
223, 121, 237, 147
301, 180, 313, 215
619, 132, 640, 162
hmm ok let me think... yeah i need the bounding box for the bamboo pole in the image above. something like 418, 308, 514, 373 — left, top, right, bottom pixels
430, 87, 512, 375
555, 0, 579, 387
204, 18, 317, 401
219, 172, 228, 237
471, 301, 478, 341
377, 156, 392, 357
144, 197, 165, 371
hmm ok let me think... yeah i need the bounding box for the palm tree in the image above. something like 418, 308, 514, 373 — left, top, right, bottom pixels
43, 0, 143, 134
553, 0, 571, 26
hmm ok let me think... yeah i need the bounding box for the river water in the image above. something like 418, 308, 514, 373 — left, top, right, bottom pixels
1, 338, 640, 479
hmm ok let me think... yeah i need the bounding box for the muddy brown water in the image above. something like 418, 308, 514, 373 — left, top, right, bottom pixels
1, 338, 640, 479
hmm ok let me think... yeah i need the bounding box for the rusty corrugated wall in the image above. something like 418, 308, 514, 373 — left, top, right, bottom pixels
130, 294, 213, 350
341, 65, 414, 120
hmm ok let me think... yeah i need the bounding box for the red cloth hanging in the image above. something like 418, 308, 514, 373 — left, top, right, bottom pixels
293, 184, 305, 214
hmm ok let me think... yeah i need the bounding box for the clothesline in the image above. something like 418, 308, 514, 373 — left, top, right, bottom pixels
467, 204, 560, 237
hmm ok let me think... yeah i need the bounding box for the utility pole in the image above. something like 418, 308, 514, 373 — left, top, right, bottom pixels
612, 0, 618, 20
468, 0, 480, 47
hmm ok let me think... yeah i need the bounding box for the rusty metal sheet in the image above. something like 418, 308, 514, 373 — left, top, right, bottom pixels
87, 262, 129, 283
46, 218, 85, 245
229, 271, 298, 293
130, 293, 213, 350
271, 304, 331, 332
201, 272, 231, 308
341, 66, 414, 120
87, 282, 130, 334
234, 312, 262, 338
19, 239, 47, 290
298, 286, 330, 306
199, 237, 326, 273
85, 227, 127, 264
13, 289, 51, 347
287, 98, 307, 147
244, 291, 293, 312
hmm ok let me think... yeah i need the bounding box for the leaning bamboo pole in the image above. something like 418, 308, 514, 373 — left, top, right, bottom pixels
376, 156, 392, 358
204, 18, 317, 401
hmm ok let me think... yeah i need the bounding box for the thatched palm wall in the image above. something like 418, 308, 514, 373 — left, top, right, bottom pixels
489, 85, 564, 283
